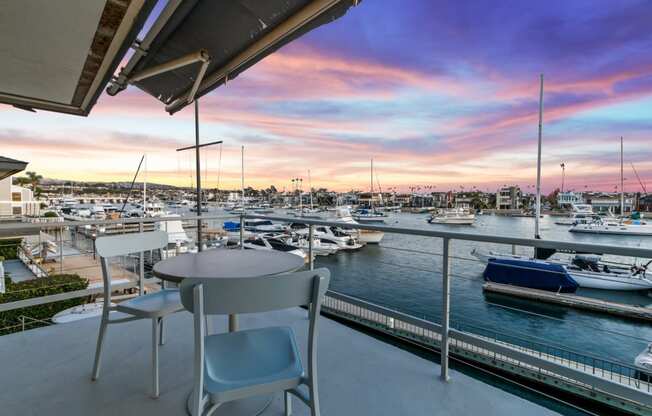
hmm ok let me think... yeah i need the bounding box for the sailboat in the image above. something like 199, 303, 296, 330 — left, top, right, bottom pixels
474, 76, 652, 291
353, 158, 388, 224
569, 140, 652, 236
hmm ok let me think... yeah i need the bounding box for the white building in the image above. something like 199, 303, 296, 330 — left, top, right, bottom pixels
496, 186, 522, 210
557, 191, 584, 208
0, 156, 40, 217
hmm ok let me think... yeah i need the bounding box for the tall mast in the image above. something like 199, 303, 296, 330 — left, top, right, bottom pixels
195, 100, 202, 251
370, 158, 374, 210
535, 73, 544, 239
308, 169, 314, 209
143, 153, 147, 216
241, 145, 245, 210
621, 136, 624, 216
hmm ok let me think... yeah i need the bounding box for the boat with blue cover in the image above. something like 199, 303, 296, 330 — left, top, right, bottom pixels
483, 258, 579, 293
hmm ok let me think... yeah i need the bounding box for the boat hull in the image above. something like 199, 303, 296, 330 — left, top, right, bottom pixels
569, 224, 652, 236
483, 258, 578, 293
567, 271, 652, 291
428, 217, 475, 225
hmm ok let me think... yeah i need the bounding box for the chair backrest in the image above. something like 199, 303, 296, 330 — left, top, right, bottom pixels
95, 231, 168, 302
95, 230, 168, 259
180, 268, 331, 315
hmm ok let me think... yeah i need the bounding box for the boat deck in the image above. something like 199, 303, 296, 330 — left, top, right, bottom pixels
0, 308, 559, 416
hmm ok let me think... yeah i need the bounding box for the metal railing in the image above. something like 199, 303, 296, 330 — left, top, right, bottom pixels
1, 212, 651, 411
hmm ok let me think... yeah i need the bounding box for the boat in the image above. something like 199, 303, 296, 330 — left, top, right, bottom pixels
352, 208, 387, 224
290, 223, 364, 250
334, 207, 384, 244
242, 235, 308, 261
483, 258, 579, 293
243, 219, 287, 233
52, 302, 113, 324
569, 217, 652, 236
282, 234, 340, 256
222, 221, 253, 242
472, 250, 652, 291
554, 203, 598, 226
635, 343, 652, 382
427, 207, 475, 225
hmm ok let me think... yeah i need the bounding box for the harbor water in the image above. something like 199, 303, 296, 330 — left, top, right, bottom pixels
312, 212, 652, 368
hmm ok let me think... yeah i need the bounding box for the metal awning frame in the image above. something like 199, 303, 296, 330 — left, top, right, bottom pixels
107, 0, 359, 114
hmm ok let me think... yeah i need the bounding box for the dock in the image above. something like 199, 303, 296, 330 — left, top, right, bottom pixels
483, 282, 652, 322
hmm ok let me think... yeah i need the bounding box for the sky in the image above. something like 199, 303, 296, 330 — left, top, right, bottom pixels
2, 0, 652, 194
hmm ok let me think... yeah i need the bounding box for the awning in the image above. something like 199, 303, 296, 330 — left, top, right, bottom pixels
0, 156, 28, 181
108, 0, 360, 114
0, 0, 156, 116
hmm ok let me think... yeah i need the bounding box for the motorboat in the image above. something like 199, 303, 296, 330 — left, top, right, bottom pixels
554, 204, 598, 226
472, 249, 652, 291
242, 235, 307, 261
635, 343, 652, 381
428, 207, 475, 225
569, 216, 652, 236
291, 223, 364, 250
483, 257, 579, 293
243, 219, 287, 233
352, 208, 387, 224
334, 207, 384, 244
222, 221, 253, 242
282, 234, 340, 256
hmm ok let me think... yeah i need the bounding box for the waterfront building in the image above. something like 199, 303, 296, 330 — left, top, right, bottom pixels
0, 156, 40, 217
584, 192, 635, 214
557, 191, 584, 208
496, 185, 522, 210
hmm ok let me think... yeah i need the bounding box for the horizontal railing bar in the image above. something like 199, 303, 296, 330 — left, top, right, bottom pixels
0, 214, 239, 232
246, 214, 652, 258
0, 281, 138, 312
451, 329, 652, 406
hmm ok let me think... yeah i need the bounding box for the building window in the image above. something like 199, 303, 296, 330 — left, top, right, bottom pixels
12, 206, 22, 215
11, 192, 21, 202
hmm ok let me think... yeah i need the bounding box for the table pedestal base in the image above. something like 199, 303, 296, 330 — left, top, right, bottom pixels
186, 389, 274, 416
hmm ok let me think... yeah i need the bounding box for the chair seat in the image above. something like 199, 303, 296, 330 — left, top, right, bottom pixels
203, 326, 304, 402
116, 289, 183, 318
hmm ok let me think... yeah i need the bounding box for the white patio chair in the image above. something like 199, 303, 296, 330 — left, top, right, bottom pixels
92, 230, 183, 398
180, 268, 331, 416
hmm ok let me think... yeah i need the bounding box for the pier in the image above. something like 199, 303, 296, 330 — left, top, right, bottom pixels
483, 282, 652, 323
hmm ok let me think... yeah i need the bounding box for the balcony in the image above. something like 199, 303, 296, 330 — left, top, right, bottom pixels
0, 303, 558, 416
1, 214, 652, 415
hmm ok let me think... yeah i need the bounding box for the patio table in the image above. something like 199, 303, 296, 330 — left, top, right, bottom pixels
153, 248, 304, 415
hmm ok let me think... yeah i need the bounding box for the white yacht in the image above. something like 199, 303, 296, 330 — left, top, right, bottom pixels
554, 204, 598, 226
428, 207, 475, 225
243, 219, 287, 233
242, 235, 308, 261
335, 207, 384, 244
290, 223, 364, 250
569, 216, 652, 236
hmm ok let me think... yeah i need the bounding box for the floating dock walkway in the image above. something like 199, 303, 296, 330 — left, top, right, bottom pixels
483, 282, 652, 322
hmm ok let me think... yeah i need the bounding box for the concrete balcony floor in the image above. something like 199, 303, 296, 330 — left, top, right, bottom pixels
0, 307, 559, 415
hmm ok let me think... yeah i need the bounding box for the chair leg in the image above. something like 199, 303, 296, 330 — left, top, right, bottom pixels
152, 318, 160, 398
284, 391, 292, 416
91, 317, 108, 381
159, 317, 165, 346
309, 383, 320, 416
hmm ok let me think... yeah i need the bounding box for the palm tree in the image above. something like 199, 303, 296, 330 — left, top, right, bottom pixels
25, 171, 43, 193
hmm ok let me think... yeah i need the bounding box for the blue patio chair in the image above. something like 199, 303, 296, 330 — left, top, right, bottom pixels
92, 230, 183, 398
180, 268, 331, 416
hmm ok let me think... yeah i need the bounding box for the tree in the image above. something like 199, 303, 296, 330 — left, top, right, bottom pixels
25, 171, 43, 193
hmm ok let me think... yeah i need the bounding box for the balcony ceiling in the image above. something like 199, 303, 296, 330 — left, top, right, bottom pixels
0, 156, 27, 180
109, 0, 359, 114
0, 0, 155, 116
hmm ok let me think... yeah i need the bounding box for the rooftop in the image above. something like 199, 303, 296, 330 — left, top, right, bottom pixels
0, 307, 557, 415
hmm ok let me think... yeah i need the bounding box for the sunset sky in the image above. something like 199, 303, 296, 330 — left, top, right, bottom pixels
2, 0, 652, 193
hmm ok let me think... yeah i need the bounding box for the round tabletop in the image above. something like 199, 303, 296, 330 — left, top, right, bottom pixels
152, 249, 305, 283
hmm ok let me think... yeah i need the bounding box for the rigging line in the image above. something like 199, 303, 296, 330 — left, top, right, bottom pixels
380, 245, 487, 264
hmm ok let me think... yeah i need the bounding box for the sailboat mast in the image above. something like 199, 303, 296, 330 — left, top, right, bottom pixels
621, 136, 624, 216
241, 145, 245, 210
370, 158, 374, 210
143, 153, 147, 216
535, 73, 544, 239
308, 169, 314, 209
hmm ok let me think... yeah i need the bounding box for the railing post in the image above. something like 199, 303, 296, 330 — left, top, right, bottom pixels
239, 213, 244, 250
139, 221, 145, 295
58, 226, 64, 274
308, 225, 314, 270
441, 237, 451, 382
